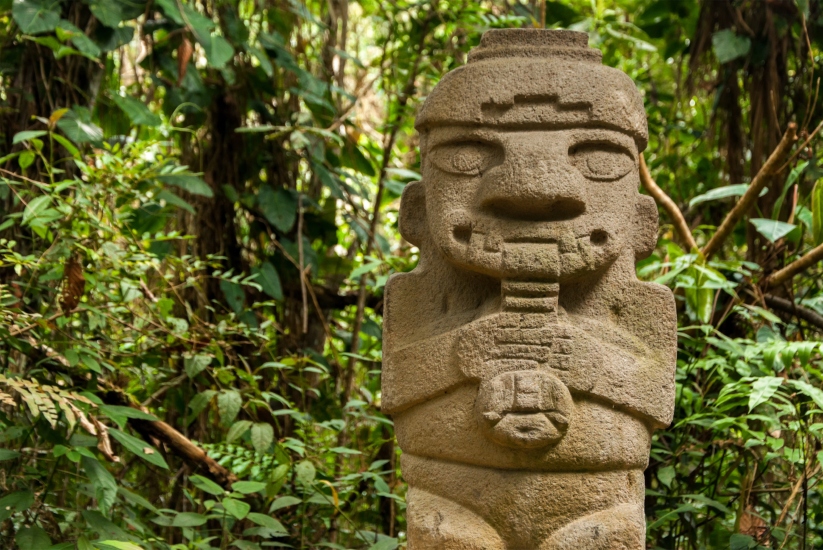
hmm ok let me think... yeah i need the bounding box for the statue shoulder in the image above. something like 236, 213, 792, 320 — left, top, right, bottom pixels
616, 279, 677, 348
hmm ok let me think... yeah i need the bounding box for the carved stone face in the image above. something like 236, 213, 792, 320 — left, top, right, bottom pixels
420, 126, 641, 282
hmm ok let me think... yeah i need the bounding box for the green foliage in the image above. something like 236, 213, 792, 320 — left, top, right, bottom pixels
1, 0, 823, 548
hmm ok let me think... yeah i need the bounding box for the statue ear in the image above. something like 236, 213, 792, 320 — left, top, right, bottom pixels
399, 180, 427, 246
633, 195, 659, 261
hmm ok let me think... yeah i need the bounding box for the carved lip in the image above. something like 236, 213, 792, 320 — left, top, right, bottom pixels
501, 227, 600, 244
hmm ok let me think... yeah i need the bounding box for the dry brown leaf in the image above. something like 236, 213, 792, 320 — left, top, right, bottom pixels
178, 37, 194, 86
60, 256, 84, 312
91, 415, 120, 463
740, 507, 769, 543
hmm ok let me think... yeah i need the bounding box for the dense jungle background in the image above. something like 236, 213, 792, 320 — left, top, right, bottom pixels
2, 0, 823, 547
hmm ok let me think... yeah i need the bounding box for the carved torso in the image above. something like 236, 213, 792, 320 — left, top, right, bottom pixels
382, 29, 676, 549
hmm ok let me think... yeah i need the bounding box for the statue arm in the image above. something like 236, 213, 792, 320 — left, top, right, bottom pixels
381, 329, 468, 415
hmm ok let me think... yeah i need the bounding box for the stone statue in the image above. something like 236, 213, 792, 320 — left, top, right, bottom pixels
382, 29, 676, 548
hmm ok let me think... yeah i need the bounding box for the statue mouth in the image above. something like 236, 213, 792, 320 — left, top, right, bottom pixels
450, 217, 606, 247
444, 219, 617, 280
482, 197, 586, 223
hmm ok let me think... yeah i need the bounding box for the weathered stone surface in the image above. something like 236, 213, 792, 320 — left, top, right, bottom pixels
383, 28, 676, 548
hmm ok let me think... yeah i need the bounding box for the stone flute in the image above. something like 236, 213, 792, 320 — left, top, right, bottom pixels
383, 29, 676, 548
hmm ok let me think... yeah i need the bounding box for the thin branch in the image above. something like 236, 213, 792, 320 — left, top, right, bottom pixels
764, 294, 823, 332
764, 241, 823, 288
701, 123, 798, 260
297, 193, 308, 334
780, 118, 823, 174
639, 155, 699, 253
776, 463, 820, 528
28, 339, 238, 488
9, 308, 80, 337
103, 388, 238, 489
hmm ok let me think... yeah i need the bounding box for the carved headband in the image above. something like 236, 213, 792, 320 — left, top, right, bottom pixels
415, 29, 648, 151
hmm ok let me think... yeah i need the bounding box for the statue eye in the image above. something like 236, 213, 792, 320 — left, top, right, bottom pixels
430, 141, 501, 176
569, 143, 635, 181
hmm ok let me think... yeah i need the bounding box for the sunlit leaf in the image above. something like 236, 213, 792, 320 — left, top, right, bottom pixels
295, 460, 316, 485
812, 179, 823, 245
252, 261, 283, 300
14, 526, 51, 550
184, 354, 211, 378
110, 94, 161, 127
190, 475, 225, 496
232, 480, 267, 494
171, 512, 208, 527
749, 218, 796, 243
12, 0, 60, 34
12, 130, 47, 144
81, 456, 118, 516
109, 428, 169, 469
158, 174, 213, 197
217, 390, 242, 425
712, 29, 751, 63
251, 422, 274, 454
222, 497, 250, 520
748, 376, 783, 411
247, 512, 287, 533
269, 495, 301, 513
258, 185, 297, 232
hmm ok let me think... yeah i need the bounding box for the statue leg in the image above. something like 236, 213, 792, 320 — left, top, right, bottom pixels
406, 487, 505, 550
541, 503, 645, 550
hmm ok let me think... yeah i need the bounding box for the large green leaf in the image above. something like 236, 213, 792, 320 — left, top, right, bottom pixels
295, 460, 316, 485
98, 542, 144, 550
226, 419, 252, 444
790, 380, 823, 410
269, 495, 301, 512
15, 526, 51, 550
0, 490, 34, 522
712, 29, 751, 64
730, 534, 756, 550
750, 218, 796, 243
220, 279, 245, 314
56, 107, 104, 144
217, 390, 242, 425
368, 540, 398, 550
171, 512, 208, 527
0, 449, 20, 461
258, 186, 297, 232
22, 195, 52, 225
12, 0, 60, 34
812, 179, 823, 245
748, 376, 783, 411
158, 174, 213, 197
12, 130, 47, 144
56, 20, 102, 57
772, 161, 808, 219
201, 34, 235, 69
88, 0, 126, 28
190, 474, 225, 496
110, 94, 161, 126
184, 353, 211, 378
222, 497, 250, 520
688, 184, 753, 208
252, 261, 283, 300
247, 512, 287, 533
82, 510, 132, 541
232, 480, 267, 494
109, 428, 169, 469
82, 455, 118, 516
251, 422, 274, 454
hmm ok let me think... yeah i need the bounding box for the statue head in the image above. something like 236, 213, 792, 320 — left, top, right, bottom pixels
400, 29, 658, 283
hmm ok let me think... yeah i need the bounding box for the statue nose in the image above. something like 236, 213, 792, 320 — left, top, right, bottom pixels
480, 156, 587, 221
